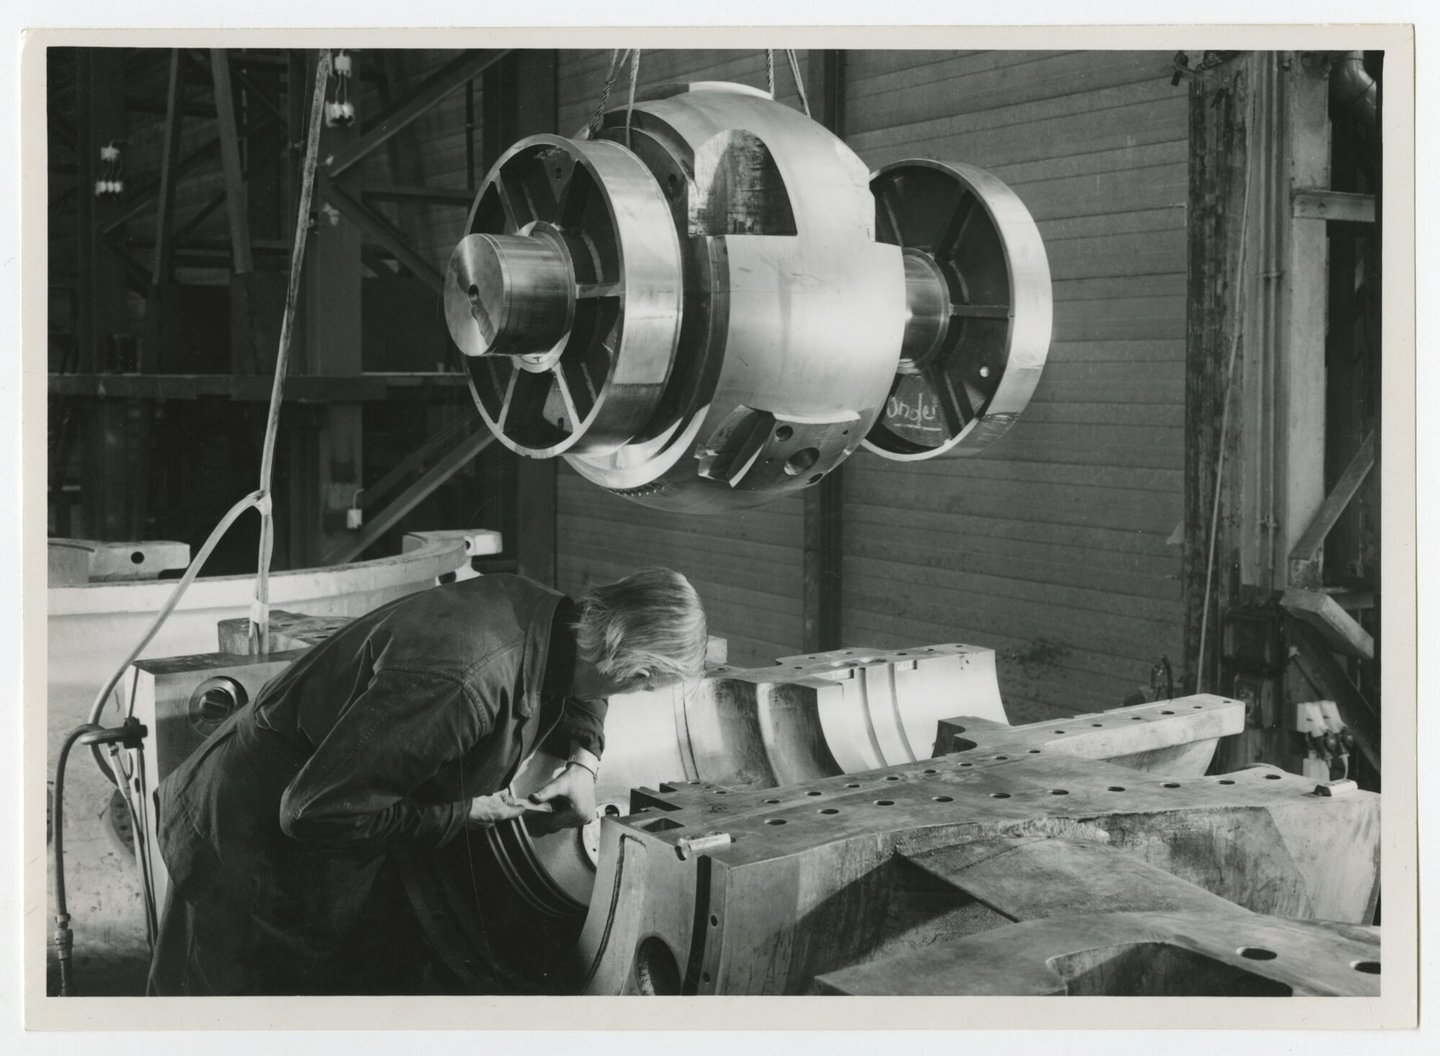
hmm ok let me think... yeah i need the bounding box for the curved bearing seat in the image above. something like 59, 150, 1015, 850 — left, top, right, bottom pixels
478, 643, 1008, 917
446, 83, 1053, 511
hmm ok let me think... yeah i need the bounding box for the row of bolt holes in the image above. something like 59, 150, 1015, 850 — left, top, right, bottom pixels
712, 762, 1284, 821
1234, 946, 1380, 975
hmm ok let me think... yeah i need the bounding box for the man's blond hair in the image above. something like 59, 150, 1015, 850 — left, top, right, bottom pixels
574, 568, 707, 685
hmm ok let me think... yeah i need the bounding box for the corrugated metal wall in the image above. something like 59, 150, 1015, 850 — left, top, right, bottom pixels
485, 49, 1187, 712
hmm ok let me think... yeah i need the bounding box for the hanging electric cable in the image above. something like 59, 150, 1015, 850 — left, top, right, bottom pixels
251, 48, 334, 655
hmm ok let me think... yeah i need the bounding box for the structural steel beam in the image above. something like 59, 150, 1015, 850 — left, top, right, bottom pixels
321, 428, 497, 566
320, 175, 445, 291
209, 49, 254, 275
325, 49, 508, 178
1287, 429, 1377, 587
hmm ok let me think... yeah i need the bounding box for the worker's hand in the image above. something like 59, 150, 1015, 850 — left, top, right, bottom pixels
467, 790, 529, 828
526, 762, 598, 834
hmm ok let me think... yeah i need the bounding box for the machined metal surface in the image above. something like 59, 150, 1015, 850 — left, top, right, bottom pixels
863, 159, 1054, 460
445, 134, 683, 458
446, 83, 1052, 511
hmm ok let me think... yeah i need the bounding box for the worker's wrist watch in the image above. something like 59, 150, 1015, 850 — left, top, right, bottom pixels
566, 747, 601, 779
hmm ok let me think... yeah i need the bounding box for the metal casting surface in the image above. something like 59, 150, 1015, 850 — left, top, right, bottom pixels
573, 731, 1377, 995
446, 83, 1054, 510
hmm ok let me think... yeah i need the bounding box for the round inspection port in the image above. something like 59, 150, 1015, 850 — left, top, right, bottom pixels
766, 818, 787, 826
932, 796, 953, 803
990, 792, 1011, 799
1238, 947, 1278, 961
1352, 961, 1380, 975
874, 799, 895, 807
784, 448, 820, 476
774, 425, 794, 442
634, 937, 682, 995
819, 808, 840, 815
1106, 786, 1126, 792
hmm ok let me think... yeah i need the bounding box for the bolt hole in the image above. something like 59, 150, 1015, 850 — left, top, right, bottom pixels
1218, 779, 1235, 785
766, 818, 787, 826
709, 914, 719, 927
874, 799, 894, 806
959, 762, 973, 768
1352, 960, 1380, 975
1091, 723, 1103, 728
701, 972, 711, 983
806, 790, 822, 797
1131, 715, 1144, 721
885, 775, 900, 782
713, 789, 727, 795
994, 755, 1008, 761
1049, 789, 1069, 796
923, 768, 938, 775
635, 937, 682, 996
932, 795, 953, 803
819, 808, 840, 815
844, 782, 860, 788
1264, 773, 1282, 780
1238, 947, 1278, 961
1106, 786, 1126, 792
1028, 749, 1042, 754
989, 792, 1011, 799
1054, 730, 1066, 735
774, 425, 793, 442
1161, 710, 1175, 715
1163, 782, 1181, 789
784, 447, 820, 476
807, 474, 824, 484
130, 551, 145, 565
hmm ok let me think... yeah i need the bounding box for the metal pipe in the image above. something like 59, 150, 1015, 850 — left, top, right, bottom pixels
1329, 51, 1377, 129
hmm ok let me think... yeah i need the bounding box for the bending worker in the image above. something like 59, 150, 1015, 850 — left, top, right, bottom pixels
147, 567, 707, 995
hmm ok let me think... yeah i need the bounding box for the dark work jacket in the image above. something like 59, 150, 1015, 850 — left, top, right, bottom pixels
151, 575, 602, 993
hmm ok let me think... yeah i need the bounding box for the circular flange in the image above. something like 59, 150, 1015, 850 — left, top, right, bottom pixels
448, 134, 683, 458
862, 159, 1052, 461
